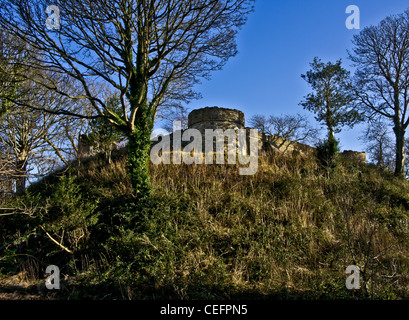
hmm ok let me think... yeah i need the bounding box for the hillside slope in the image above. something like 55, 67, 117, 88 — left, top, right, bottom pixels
1, 150, 409, 300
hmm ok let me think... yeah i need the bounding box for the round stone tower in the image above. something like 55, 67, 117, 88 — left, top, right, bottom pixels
188, 107, 245, 133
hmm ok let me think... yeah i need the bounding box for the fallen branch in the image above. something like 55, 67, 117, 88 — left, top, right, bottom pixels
39, 225, 73, 255
0, 207, 32, 216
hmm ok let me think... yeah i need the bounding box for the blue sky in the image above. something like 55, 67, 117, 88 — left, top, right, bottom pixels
189, 0, 409, 152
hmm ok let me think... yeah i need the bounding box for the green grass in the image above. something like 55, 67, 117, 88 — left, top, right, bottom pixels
1, 149, 408, 300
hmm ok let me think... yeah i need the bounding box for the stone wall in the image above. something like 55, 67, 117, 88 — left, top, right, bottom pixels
155, 106, 367, 164
187, 107, 315, 156
188, 107, 246, 134
341, 150, 367, 164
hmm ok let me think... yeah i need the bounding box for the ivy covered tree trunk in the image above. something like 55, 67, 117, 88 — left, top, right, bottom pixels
127, 113, 153, 200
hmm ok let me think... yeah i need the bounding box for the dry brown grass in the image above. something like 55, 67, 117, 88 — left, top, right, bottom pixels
1, 149, 408, 299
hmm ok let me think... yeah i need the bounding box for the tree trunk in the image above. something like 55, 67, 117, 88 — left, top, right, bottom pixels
327, 126, 337, 158
15, 158, 27, 194
328, 127, 335, 142
127, 115, 153, 200
394, 124, 406, 177
106, 150, 112, 165
376, 142, 383, 168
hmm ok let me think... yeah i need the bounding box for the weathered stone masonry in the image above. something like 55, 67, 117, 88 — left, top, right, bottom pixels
186, 106, 367, 163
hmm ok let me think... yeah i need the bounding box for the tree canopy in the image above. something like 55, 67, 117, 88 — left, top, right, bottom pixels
350, 9, 409, 176
300, 57, 361, 142
0, 0, 255, 196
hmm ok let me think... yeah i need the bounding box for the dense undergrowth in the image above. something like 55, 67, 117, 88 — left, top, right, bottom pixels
1, 149, 408, 300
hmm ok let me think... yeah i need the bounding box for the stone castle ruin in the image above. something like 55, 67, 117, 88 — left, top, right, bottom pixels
185, 106, 367, 162
78, 106, 366, 164
188, 107, 246, 134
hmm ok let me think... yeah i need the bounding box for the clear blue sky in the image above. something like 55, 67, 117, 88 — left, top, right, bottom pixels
188, 0, 409, 152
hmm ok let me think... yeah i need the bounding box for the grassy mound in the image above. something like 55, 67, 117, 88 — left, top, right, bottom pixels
1, 150, 409, 299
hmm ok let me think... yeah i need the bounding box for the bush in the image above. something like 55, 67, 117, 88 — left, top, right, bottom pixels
316, 137, 340, 169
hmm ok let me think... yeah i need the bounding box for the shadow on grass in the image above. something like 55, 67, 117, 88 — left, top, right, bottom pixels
1, 279, 365, 301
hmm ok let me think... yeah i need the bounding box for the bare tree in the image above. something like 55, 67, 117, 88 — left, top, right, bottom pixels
360, 118, 395, 169
268, 114, 319, 145
0, 31, 52, 194
0, 73, 89, 193
0, 30, 29, 118
249, 115, 270, 136
350, 9, 409, 177
0, 106, 62, 194
249, 113, 318, 145
156, 105, 190, 133
0, 0, 255, 199
0, 142, 14, 195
